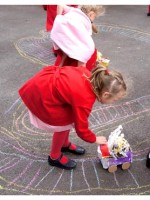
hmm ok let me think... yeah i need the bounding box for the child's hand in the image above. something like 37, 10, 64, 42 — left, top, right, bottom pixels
92, 23, 98, 33
95, 136, 107, 145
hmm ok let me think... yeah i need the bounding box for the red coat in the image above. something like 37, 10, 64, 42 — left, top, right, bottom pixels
54, 48, 97, 71
19, 66, 97, 143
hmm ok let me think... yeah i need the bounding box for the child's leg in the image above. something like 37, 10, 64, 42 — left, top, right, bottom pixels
92, 23, 98, 33
49, 130, 77, 169
61, 130, 85, 155
77, 61, 86, 67
59, 52, 67, 67
62, 130, 77, 150
50, 130, 70, 164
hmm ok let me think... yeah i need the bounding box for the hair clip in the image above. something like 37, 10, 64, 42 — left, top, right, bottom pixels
105, 69, 109, 75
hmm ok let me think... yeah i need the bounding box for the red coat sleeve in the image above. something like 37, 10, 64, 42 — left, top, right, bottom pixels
73, 105, 96, 143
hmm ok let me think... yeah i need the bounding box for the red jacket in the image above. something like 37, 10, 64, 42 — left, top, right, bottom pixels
19, 66, 97, 143
54, 48, 97, 71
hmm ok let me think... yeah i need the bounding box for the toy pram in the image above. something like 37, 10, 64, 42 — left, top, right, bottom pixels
97, 125, 133, 173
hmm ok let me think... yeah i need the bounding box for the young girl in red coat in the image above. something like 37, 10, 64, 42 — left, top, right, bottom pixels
19, 64, 127, 170
51, 5, 104, 68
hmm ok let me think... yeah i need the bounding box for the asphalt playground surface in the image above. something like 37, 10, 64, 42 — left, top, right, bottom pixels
0, 5, 150, 195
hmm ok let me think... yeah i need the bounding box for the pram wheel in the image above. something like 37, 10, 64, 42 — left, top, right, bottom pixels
108, 165, 117, 173
121, 162, 131, 170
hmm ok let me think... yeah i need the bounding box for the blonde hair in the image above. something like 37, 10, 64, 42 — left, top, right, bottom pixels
79, 5, 105, 17
90, 65, 127, 101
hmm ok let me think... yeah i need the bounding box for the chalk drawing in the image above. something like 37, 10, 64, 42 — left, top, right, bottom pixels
1, 94, 150, 194
14, 31, 55, 66
35, 167, 54, 188
4, 98, 21, 115
0, 185, 3, 189
113, 172, 119, 187
70, 170, 73, 192
0, 158, 21, 173
128, 169, 139, 188
14, 25, 150, 66
82, 161, 91, 191
7, 160, 34, 186
21, 167, 41, 192
0, 24, 150, 195
92, 161, 100, 187
89, 95, 150, 130
0, 158, 16, 170
50, 170, 64, 194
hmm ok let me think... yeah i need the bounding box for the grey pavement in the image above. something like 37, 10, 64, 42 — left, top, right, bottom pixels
0, 5, 150, 195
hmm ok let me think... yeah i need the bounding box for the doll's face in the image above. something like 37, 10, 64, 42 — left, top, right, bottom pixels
100, 91, 126, 104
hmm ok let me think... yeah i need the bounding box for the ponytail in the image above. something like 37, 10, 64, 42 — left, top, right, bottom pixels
90, 65, 127, 101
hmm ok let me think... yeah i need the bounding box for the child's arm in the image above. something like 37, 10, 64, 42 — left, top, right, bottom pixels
73, 105, 107, 144
57, 5, 72, 15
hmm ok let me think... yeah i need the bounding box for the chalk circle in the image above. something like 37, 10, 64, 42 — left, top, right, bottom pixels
14, 24, 150, 67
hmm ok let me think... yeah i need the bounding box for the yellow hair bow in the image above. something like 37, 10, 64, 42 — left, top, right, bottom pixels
97, 51, 110, 68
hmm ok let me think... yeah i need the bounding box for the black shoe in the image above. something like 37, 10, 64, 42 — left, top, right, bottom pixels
61, 143, 85, 155
146, 152, 150, 168
48, 154, 76, 170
